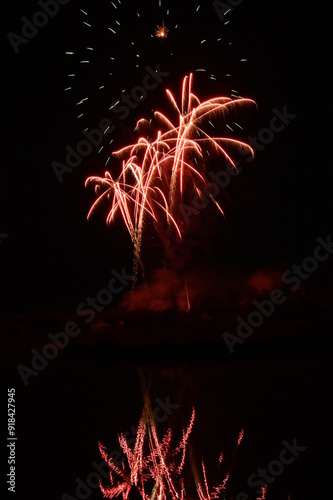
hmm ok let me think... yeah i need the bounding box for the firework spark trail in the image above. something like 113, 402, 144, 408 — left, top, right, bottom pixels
86, 74, 256, 282
257, 485, 267, 500
98, 407, 237, 500
185, 280, 190, 311
157, 74, 256, 216
237, 428, 244, 446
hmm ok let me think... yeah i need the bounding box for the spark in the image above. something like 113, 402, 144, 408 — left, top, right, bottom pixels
155, 20, 169, 38
185, 280, 190, 312
237, 428, 244, 446
76, 98, 89, 105
109, 100, 120, 110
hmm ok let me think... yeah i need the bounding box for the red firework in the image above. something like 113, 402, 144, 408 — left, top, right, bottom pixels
85, 74, 256, 280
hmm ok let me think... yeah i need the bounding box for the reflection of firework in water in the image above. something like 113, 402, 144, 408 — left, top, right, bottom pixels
85, 74, 256, 281
98, 406, 250, 499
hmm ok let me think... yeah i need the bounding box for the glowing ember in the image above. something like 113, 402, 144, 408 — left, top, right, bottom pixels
85, 74, 256, 282
98, 407, 237, 499
155, 21, 169, 38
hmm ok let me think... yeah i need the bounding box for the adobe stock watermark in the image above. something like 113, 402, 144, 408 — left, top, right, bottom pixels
7, 0, 71, 54
52, 64, 170, 183
235, 438, 307, 499
17, 267, 132, 386
179, 105, 297, 224
61, 397, 180, 500
213, 0, 244, 22
223, 234, 333, 353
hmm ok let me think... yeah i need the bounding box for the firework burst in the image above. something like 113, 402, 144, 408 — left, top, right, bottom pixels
155, 21, 169, 38
85, 73, 256, 282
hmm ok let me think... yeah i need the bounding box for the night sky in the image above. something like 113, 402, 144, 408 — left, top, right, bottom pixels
1, 1, 332, 499
1, 0, 331, 312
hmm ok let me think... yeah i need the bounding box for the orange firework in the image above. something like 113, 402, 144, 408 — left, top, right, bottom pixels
85, 74, 256, 281
155, 21, 169, 38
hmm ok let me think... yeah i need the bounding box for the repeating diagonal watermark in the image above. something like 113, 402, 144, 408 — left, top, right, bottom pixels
223, 234, 333, 353
61, 397, 180, 500
235, 437, 307, 499
17, 266, 133, 386
52, 64, 170, 183
7, 0, 71, 54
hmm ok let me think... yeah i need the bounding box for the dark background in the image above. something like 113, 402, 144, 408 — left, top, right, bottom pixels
1, 1, 332, 499
1, 0, 331, 313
